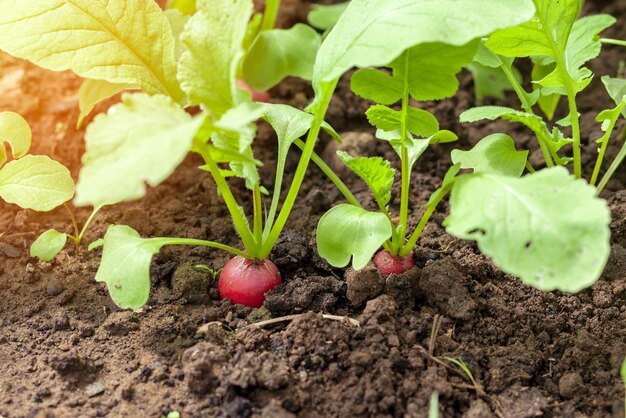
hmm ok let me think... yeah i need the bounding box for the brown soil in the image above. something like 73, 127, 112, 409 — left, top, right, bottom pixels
1, 1, 626, 417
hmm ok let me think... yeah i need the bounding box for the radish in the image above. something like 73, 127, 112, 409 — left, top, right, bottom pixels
218, 256, 281, 307
373, 250, 415, 275
237, 80, 272, 103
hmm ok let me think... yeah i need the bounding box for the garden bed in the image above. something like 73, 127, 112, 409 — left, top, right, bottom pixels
0, 1, 625, 417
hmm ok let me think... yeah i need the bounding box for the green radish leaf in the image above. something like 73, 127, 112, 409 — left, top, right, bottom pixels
461, 106, 547, 133
466, 62, 518, 105
430, 130, 459, 144
167, 0, 197, 16
317, 204, 392, 270
0, 0, 183, 100
536, 14, 615, 90
30, 229, 67, 262
178, 0, 252, 117
451, 133, 528, 177
312, 0, 535, 99
337, 151, 396, 207
242, 24, 321, 91
531, 61, 560, 120
307, 2, 349, 31
88, 239, 105, 251
446, 167, 610, 292
0, 155, 74, 211
428, 163, 461, 206
75, 93, 203, 207
0, 112, 31, 168
602, 76, 626, 117
164, 9, 191, 61
351, 69, 404, 105
95, 225, 165, 309
366, 105, 439, 138
390, 40, 480, 101
77, 79, 128, 129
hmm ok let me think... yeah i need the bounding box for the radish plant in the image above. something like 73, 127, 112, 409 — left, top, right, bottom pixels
448, 0, 622, 292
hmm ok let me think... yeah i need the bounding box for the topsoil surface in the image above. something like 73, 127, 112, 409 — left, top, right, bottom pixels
1, 1, 626, 417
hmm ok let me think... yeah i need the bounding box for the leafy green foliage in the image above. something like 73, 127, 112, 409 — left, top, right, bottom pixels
30, 229, 67, 262
0, 155, 74, 211
602, 76, 626, 115
446, 167, 611, 292
167, 0, 197, 15
317, 204, 392, 270
178, 0, 252, 116
0, 0, 183, 100
95, 225, 165, 309
242, 24, 321, 91
77, 80, 127, 129
451, 134, 529, 177
337, 151, 396, 207
75, 94, 203, 207
307, 2, 349, 31
0, 111, 31, 167
466, 62, 519, 105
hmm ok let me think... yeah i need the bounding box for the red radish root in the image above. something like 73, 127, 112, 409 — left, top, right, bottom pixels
373, 250, 415, 275
218, 256, 281, 308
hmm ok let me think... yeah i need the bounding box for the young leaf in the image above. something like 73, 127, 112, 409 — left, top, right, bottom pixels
95, 225, 165, 309
0, 112, 31, 168
366, 105, 439, 138
466, 62, 518, 105
317, 204, 392, 270
0, 0, 183, 100
451, 134, 529, 177
30, 229, 67, 262
0, 155, 75, 211
167, 0, 197, 16
446, 167, 610, 293
312, 0, 535, 96
75, 94, 203, 207
307, 2, 349, 31
178, 0, 252, 117
351, 69, 404, 105
531, 61, 560, 120
77, 80, 128, 129
242, 24, 321, 92
602, 76, 626, 117
337, 151, 396, 207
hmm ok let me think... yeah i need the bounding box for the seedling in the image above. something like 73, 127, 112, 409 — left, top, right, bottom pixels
448, 0, 623, 292
0, 111, 74, 213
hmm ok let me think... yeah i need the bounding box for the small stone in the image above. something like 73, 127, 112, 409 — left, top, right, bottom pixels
558, 372, 583, 399
85, 381, 106, 397
47, 279, 64, 297
0, 243, 20, 258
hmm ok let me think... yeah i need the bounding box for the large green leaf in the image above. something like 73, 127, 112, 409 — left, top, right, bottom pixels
366, 105, 439, 138
446, 167, 610, 292
95, 225, 166, 309
0, 155, 75, 211
317, 204, 392, 270
337, 151, 396, 207
77, 79, 127, 129
30, 229, 67, 262
178, 0, 252, 117
307, 2, 349, 31
0, 112, 31, 168
312, 0, 535, 96
0, 0, 183, 100
242, 24, 321, 92
75, 93, 203, 207
451, 134, 528, 177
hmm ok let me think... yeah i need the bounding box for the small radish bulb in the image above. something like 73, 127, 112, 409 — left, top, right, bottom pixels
373, 250, 415, 275
237, 80, 272, 103
218, 256, 281, 308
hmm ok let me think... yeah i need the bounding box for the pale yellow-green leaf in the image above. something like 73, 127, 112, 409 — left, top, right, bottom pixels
0, 155, 75, 211
164, 9, 190, 60
178, 0, 252, 117
77, 79, 128, 129
0, 0, 183, 101
0, 111, 31, 168
75, 93, 204, 208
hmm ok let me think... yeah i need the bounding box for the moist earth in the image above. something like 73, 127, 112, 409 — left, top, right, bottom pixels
1, 1, 626, 417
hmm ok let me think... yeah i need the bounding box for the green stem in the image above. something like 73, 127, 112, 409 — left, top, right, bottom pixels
77, 205, 104, 246
261, 0, 281, 31
601, 38, 626, 47
153, 238, 249, 259
596, 139, 626, 195
259, 80, 338, 259
63, 203, 80, 246
525, 161, 536, 174
398, 55, 411, 251
499, 60, 555, 167
253, 184, 263, 247
590, 105, 625, 186
197, 141, 258, 258
566, 91, 582, 178
293, 138, 361, 207
399, 187, 450, 257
